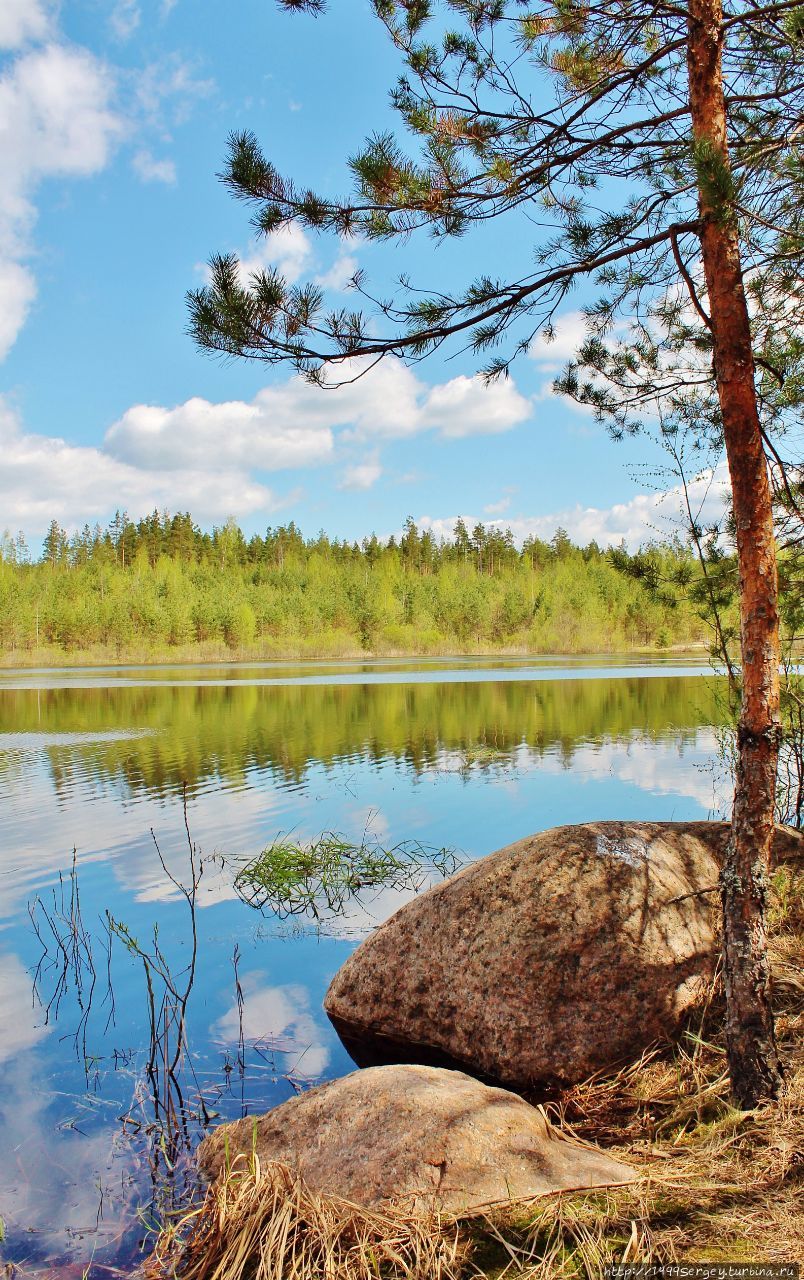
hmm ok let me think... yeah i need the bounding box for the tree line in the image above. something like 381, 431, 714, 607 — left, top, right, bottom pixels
0, 510, 714, 660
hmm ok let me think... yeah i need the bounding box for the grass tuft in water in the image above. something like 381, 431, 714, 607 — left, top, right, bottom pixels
233, 832, 460, 920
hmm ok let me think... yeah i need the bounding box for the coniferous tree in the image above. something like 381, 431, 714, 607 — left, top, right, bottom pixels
42, 520, 69, 568
453, 518, 471, 567
188, 0, 804, 1104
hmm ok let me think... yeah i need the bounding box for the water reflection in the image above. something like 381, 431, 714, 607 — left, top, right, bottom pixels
0, 1044, 131, 1258
213, 976, 332, 1080
0, 671, 722, 799
0, 661, 727, 1273
0, 951, 51, 1063
0, 654, 713, 691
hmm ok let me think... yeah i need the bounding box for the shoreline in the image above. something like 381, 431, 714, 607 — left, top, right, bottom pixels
0, 641, 712, 673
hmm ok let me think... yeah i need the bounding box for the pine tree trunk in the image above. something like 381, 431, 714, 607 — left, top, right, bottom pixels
687, 0, 783, 1106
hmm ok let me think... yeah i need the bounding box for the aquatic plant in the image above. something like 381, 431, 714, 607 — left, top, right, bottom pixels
25, 794, 276, 1238
233, 832, 460, 920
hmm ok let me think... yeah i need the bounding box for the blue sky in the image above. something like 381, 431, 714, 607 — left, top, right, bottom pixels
0, 0, 725, 550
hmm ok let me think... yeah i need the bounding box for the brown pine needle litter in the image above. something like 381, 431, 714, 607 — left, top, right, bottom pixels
146, 860, 803, 1279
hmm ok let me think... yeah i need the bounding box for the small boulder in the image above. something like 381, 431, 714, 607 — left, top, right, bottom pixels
325, 821, 733, 1091
197, 1063, 636, 1213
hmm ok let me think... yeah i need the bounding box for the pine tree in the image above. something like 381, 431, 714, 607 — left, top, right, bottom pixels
453, 518, 471, 567
42, 520, 68, 569
190, 0, 801, 1101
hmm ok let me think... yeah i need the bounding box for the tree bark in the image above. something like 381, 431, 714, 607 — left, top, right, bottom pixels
687, 0, 784, 1106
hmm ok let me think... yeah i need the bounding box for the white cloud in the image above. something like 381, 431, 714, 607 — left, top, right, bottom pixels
1, 355, 535, 538
0, 0, 51, 50
0, 396, 277, 534
0, 953, 50, 1063
334, 359, 425, 439
0, 18, 221, 362
109, 0, 141, 41
240, 230, 360, 294
0, 42, 121, 217
434, 729, 722, 813
529, 310, 590, 371
108, 360, 534, 486
213, 977, 330, 1079
338, 455, 382, 491
314, 251, 358, 291
422, 374, 531, 437
529, 310, 636, 418
132, 54, 214, 129
0, 40, 122, 358
0, 259, 36, 359
529, 306, 715, 428
106, 393, 335, 472
484, 496, 511, 516
322, 360, 532, 441
239, 224, 313, 285
0, 1041, 129, 1251
331, 358, 532, 442
418, 466, 730, 551
531, 731, 722, 812
132, 148, 176, 184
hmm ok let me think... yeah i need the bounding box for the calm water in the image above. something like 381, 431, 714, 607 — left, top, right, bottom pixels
0, 657, 727, 1273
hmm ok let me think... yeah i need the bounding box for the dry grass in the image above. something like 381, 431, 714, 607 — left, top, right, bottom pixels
144, 1156, 468, 1280
146, 862, 803, 1279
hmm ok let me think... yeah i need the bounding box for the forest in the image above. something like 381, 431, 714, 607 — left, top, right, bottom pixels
0, 509, 720, 663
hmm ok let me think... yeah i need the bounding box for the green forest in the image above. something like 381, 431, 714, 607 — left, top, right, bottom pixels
0, 509, 723, 663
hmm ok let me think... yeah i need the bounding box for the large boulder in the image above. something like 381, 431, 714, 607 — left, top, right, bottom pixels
772, 823, 803, 865
325, 821, 745, 1091
197, 1063, 636, 1213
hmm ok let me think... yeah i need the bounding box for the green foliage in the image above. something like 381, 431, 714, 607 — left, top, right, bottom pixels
0, 510, 719, 663
692, 137, 738, 225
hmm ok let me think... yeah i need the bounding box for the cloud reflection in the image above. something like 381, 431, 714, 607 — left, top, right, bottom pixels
433, 728, 721, 814
0, 1052, 131, 1258
212, 974, 330, 1079
0, 951, 50, 1062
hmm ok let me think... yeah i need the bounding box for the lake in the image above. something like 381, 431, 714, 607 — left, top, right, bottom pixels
0, 657, 728, 1273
